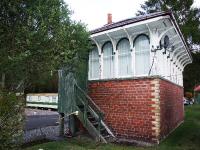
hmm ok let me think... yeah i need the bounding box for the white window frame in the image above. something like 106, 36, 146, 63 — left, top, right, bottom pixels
117, 38, 132, 78
102, 41, 114, 79
88, 46, 100, 80
133, 34, 150, 77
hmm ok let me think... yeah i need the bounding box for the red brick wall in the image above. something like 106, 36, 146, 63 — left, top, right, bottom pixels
159, 79, 184, 140
88, 77, 184, 144
88, 78, 156, 143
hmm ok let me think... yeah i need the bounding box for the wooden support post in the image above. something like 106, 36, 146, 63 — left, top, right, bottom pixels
69, 115, 75, 136
59, 113, 65, 137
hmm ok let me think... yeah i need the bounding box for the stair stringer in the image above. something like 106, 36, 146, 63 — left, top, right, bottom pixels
75, 105, 107, 143
87, 105, 116, 139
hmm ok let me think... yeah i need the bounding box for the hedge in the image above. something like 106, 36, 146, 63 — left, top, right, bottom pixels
0, 91, 24, 150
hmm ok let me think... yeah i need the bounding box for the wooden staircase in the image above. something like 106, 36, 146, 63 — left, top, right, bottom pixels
74, 83, 115, 143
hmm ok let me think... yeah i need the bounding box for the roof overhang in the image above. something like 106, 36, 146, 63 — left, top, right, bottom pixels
90, 11, 192, 63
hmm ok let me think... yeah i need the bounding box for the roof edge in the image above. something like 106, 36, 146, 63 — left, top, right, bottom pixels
169, 13, 193, 62
90, 11, 192, 62
90, 11, 171, 34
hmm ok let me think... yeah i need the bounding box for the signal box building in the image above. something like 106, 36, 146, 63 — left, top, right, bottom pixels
87, 12, 192, 144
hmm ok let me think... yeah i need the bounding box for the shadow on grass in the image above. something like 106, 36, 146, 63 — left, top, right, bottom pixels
158, 105, 200, 150
22, 139, 52, 149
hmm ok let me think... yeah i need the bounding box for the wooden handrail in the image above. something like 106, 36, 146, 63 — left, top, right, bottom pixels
75, 83, 104, 116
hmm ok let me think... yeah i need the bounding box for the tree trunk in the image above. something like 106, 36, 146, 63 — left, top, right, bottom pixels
1, 73, 5, 89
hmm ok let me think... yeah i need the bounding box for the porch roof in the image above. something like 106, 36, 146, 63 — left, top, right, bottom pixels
91, 11, 171, 34
90, 11, 192, 62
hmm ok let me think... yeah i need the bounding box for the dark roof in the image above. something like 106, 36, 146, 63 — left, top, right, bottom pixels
90, 11, 171, 34
90, 11, 192, 61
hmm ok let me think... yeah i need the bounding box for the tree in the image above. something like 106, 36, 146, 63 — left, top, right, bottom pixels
183, 52, 200, 92
0, 0, 90, 148
137, 0, 200, 49
0, 0, 90, 92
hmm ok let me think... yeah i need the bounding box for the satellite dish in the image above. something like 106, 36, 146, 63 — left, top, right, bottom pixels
164, 35, 169, 49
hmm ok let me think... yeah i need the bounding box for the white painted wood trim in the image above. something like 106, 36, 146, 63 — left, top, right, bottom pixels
91, 16, 170, 38
170, 17, 192, 62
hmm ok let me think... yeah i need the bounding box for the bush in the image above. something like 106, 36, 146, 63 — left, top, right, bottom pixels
0, 91, 24, 150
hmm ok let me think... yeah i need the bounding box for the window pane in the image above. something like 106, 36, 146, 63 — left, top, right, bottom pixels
89, 47, 99, 79
117, 39, 131, 76
135, 51, 149, 75
103, 42, 114, 78
135, 35, 150, 75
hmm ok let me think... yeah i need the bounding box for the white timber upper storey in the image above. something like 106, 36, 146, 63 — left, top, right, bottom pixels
88, 12, 192, 86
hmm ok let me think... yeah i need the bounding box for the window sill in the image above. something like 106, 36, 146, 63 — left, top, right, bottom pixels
88, 75, 158, 82
88, 75, 183, 88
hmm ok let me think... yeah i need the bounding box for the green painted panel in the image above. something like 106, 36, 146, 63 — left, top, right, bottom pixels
57, 56, 88, 114
58, 71, 76, 113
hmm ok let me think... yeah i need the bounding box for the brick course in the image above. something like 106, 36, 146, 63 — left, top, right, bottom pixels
88, 77, 184, 144
159, 79, 184, 140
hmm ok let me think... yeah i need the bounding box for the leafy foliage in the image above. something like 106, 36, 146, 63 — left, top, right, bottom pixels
0, 92, 24, 150
0, 0, 90, 92
0, 0, 90, 148
183, 52, 200, 92
25, 73, 58, 93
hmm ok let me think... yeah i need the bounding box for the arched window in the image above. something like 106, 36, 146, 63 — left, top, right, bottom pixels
117, 38, 132, 76
102, 42, 114, 78
134, 35, 150, 75
89, 46, 99, 79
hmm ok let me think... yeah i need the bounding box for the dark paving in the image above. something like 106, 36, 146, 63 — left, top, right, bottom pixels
24, 114, 70, 130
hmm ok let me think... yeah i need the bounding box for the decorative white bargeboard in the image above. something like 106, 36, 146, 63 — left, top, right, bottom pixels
26, 93, 58, 109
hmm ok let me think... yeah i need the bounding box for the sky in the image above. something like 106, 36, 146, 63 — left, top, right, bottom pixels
64, 0, 200, 30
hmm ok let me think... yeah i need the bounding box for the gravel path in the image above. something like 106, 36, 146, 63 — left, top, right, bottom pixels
23, 125, 68, 143
25, 108, 58, 116
24, 108, 68, 144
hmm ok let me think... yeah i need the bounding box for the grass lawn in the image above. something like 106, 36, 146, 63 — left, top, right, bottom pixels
24, 105, 200, 150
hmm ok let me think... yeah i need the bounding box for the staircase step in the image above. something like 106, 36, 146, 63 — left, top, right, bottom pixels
77, 105, 84, 112
75, 84, 116, 144
100, 128, 106, 132
88, 116, 95, 120
101, 131, 109, 137
87, 112, 92, 116
90, 121, 98, 126
103, 135, 111, 139
78, 105, 84, 108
